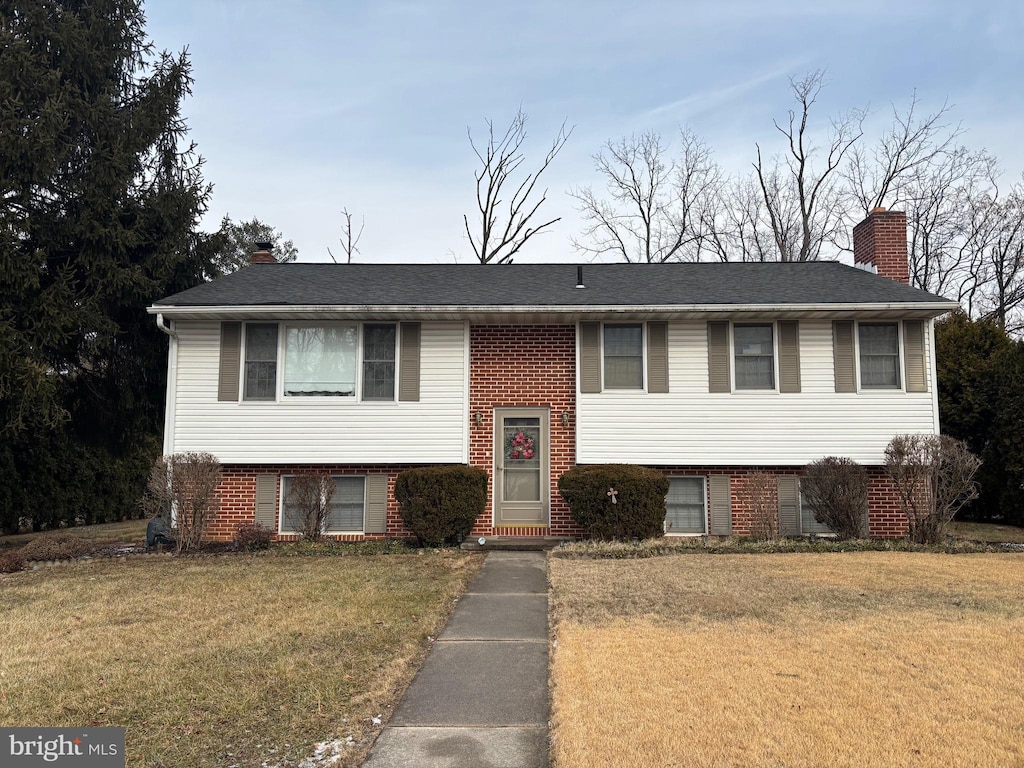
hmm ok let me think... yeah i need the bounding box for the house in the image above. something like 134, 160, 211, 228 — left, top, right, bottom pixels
148, 208, 959, 541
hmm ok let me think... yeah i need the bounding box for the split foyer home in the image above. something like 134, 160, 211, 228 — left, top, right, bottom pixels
149, 208, 959, 541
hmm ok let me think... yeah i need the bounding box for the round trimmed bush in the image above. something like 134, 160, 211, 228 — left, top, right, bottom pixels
395, 465, 488, 546
558, 464, 670, 541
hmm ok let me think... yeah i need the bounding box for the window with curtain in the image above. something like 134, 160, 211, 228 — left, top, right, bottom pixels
665, 477, 706, 534
362, 324, 397, 400
734, 324, 775, 389
858, 323, 900, 388
284, 325, 358, 396
243, 323, 278, 400
603, 324, 643, 389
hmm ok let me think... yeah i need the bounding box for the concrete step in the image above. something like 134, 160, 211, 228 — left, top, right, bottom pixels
460, 536, 572, 552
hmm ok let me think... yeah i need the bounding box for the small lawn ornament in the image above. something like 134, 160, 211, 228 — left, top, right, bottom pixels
607, 487, 618, 505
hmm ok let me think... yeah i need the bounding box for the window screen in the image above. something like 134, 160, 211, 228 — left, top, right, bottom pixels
362, 324, 397, 400
859, 323, 900, 388
244, 324, 278, 400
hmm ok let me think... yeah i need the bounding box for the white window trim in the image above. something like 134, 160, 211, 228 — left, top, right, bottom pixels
239, 322, 400, 404
600, 322, 647, 392
278, 474, 367, 536
730, 321, 779, 394
854, 320, 905, 393
239, 321, 280, 404
664, 475, 708, 536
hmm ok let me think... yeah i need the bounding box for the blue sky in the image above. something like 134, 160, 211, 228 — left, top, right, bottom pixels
146, 0, 1024, 264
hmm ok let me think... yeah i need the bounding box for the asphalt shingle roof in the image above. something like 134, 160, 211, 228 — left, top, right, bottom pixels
154, 262, 955, 308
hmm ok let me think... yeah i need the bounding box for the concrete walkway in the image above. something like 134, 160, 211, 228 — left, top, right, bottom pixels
364, 551, 549, 768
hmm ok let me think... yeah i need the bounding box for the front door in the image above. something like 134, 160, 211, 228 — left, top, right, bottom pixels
494, 409, 548, 527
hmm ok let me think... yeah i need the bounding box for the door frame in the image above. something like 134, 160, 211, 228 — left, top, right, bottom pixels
492, 407, 550, 529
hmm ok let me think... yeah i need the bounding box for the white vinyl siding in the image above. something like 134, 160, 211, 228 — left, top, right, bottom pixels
578, 320, 937, 466
665, 477, 707, 534
281, 475, 365, 534
170, 321, 466, 463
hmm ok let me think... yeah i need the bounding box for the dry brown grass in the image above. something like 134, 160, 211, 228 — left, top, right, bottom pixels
0, 519, 148, 550
949, 520, 1024, 544
0, 551, 480, 767
550, 553, 1024, 768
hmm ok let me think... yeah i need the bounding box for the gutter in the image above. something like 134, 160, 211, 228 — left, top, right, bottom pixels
155, 314, 177, 457
147, 301, 961, 317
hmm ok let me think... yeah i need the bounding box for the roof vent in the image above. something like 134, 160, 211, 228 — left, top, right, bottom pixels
575, 265, 585, 289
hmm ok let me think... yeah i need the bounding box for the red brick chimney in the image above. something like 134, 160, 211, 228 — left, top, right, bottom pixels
250, 241, 276, 265
852, 207, 908, 284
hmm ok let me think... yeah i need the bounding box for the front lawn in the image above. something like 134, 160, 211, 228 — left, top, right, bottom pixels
549, 553, 1024, 768
0, 518, 148, 550
948, 519, 1024, 543
0, 551, 480, 767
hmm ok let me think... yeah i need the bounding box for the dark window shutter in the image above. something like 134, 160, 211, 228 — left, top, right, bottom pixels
218, 322, 241, 402
778, 320, 801, 393
254, 475, 277, 530
708, 474, 732, 535
398, 323, 421, 402
707, 321, 730, 393
832, 320, 856, 393
647, 322, 669, 393
579, 322, 601, 393
777, 475, 800, 536
903, 320, 927, 392
364, 474, 388, 534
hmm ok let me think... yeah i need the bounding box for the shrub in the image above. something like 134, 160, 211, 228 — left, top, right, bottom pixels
744, 472, 778, 540
885, 434, 982, 545
395, 466, 488, 546
20, 533, 98, 561
558, 464, 669, 541
801, 457, 869, 540
0, 548, 26, 573
140, 452, 222, 552
283, 473, 335, 540
234, 521, 272, 551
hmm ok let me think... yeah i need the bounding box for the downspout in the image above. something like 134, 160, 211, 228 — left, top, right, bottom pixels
155, 313, 177, 457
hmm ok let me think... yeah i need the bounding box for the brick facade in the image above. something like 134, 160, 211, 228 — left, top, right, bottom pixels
853, 208, 909, 284
210, 465, 415, 542
468, 325, 578, 537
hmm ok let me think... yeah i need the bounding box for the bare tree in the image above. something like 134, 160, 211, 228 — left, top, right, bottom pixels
884, 434, 981, 545
976, 184, 1024, 333
327, 207, 364, 264
285, 473, 336, 540
570, 129, 724, 262
753, 70, 865, 261
744, 471, 778, 540
141, 452, 222, 553
463, 109, 572, 264
844, 93, 962, 216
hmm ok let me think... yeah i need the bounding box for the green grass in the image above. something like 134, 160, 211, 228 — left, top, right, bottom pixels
0, 551, 482, 767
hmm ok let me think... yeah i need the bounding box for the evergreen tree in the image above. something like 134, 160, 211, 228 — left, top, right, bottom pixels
214, 215, 298, 274
0, 0, 217, 530
936, 313, 1024, 525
